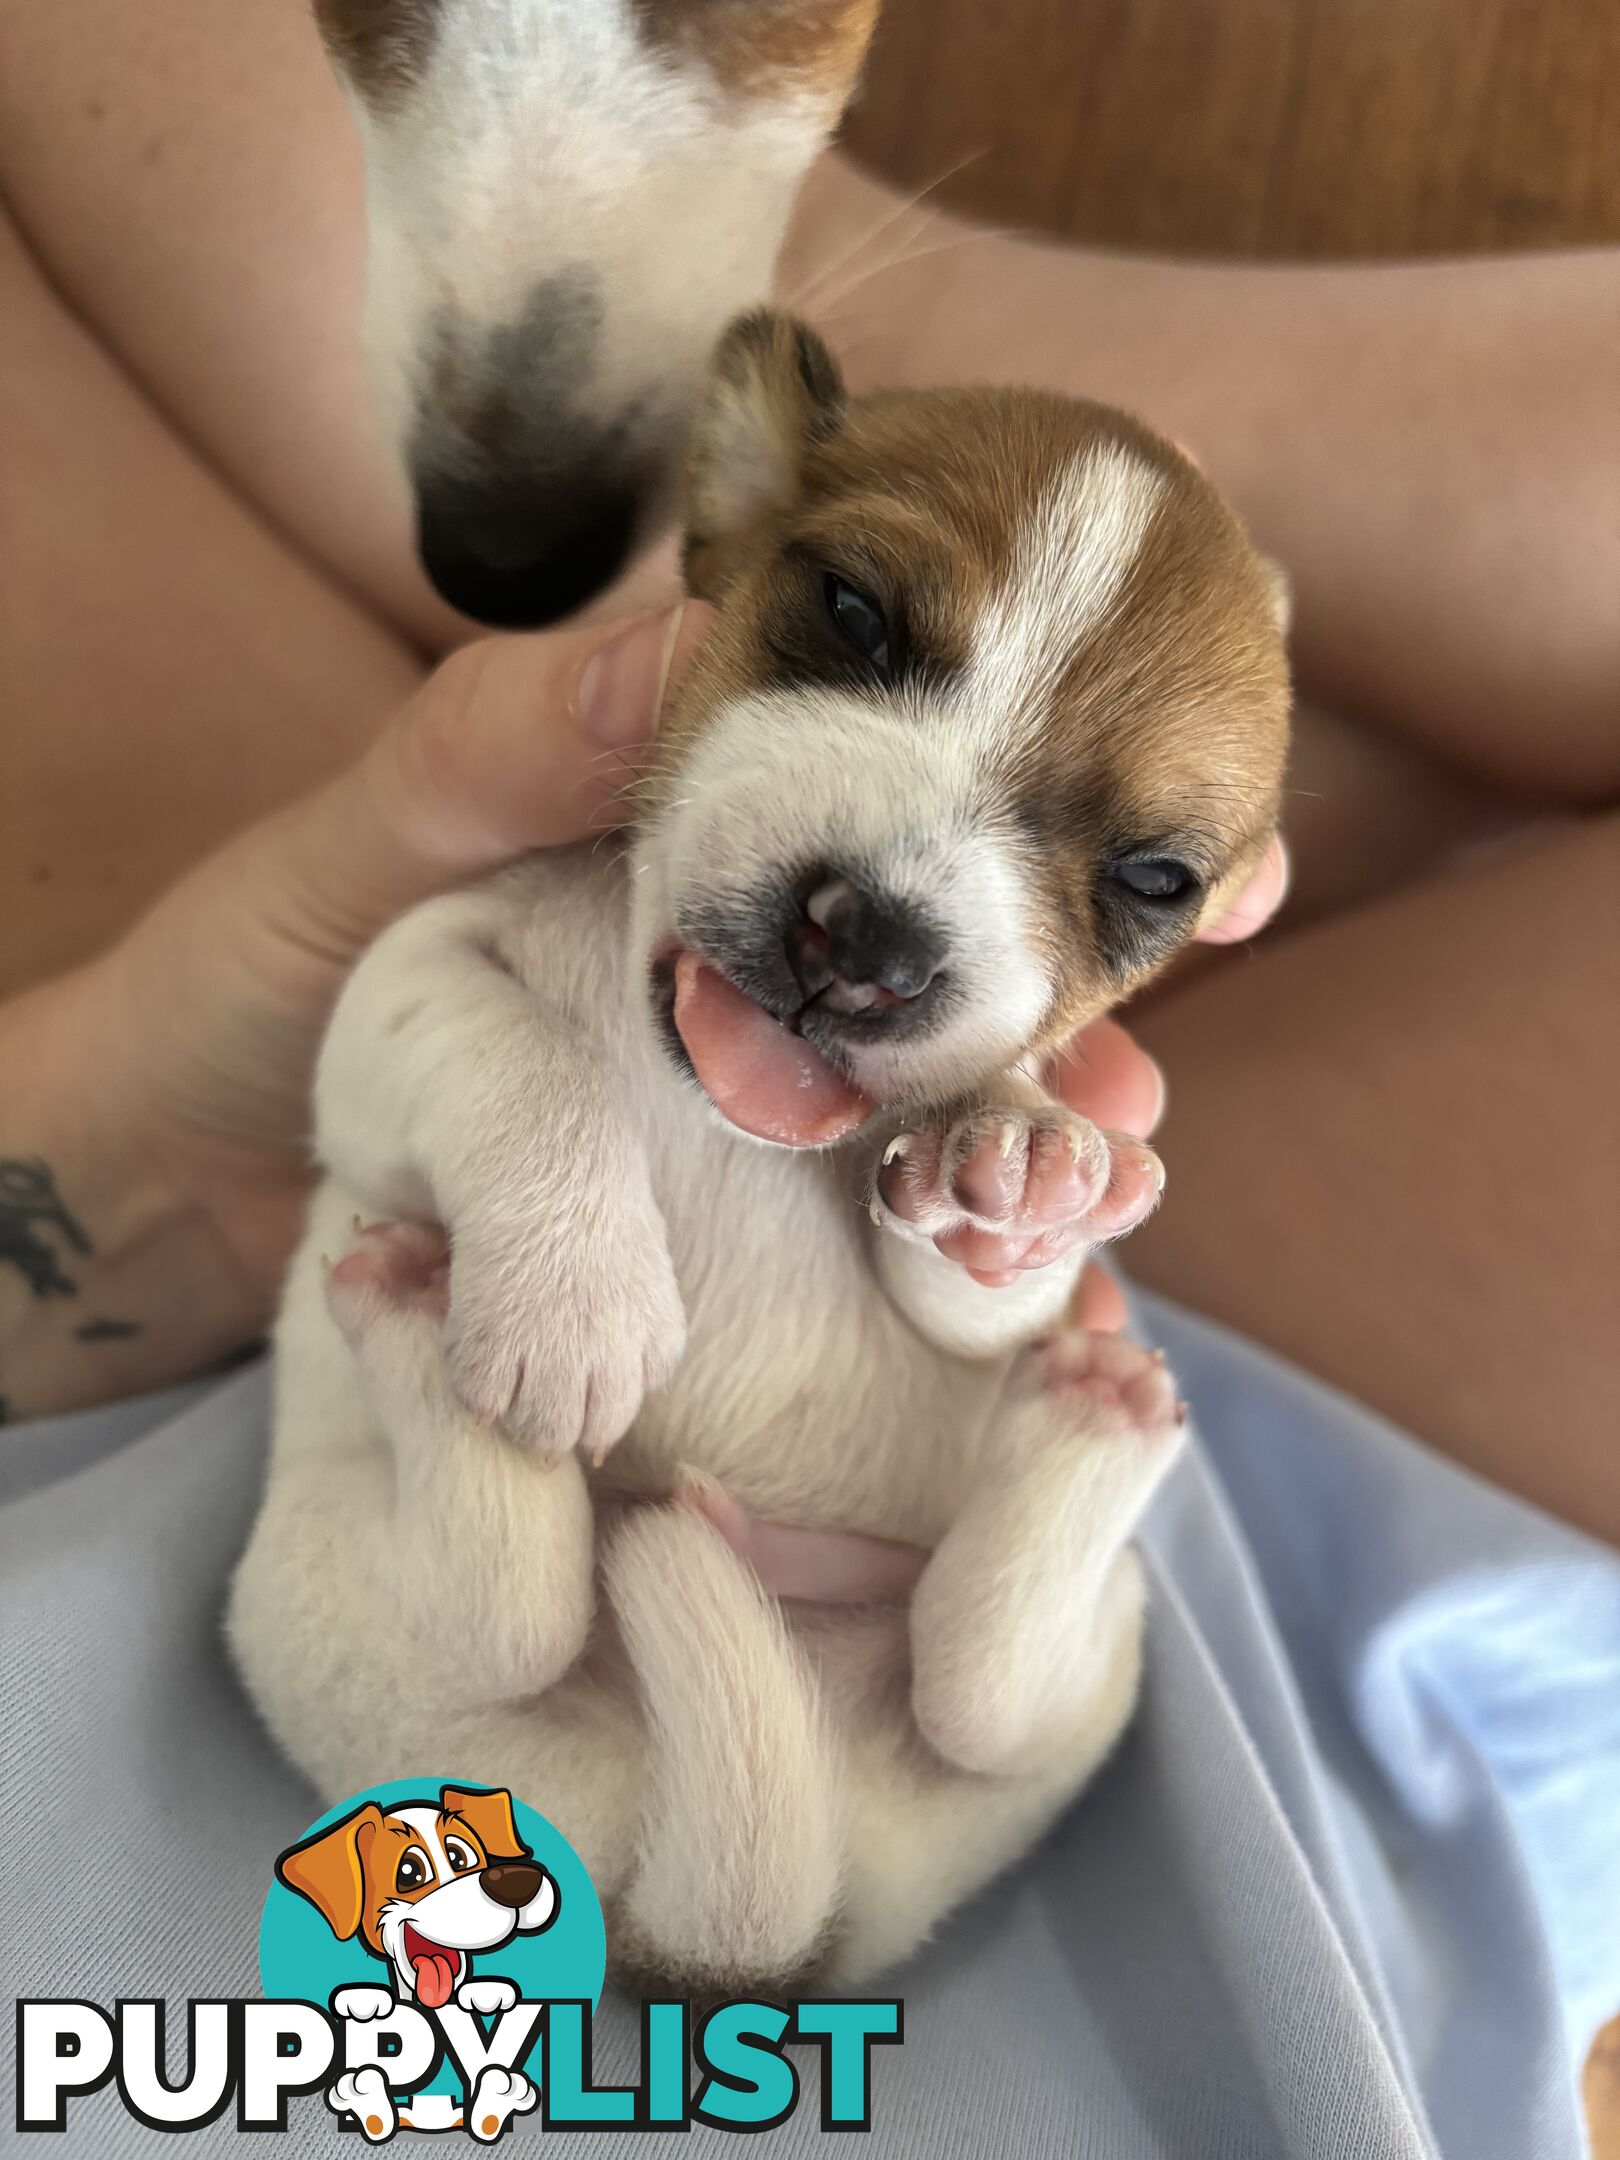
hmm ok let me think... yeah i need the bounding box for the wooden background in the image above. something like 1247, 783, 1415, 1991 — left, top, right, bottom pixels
842, 0, 1619, 2147
843, 0, 1620, 257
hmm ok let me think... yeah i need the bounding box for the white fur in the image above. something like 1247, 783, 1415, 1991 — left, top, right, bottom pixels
351, 0, 837, 501
230, 837, 1180, 1989
958, 442, 1167, 746
637, 684, 1053, 1103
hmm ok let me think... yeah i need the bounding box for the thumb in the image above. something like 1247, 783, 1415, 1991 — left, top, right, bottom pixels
277, 602, 709, 949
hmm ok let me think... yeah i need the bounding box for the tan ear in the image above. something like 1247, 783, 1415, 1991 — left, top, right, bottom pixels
684, 308, 846, 601
275, 1803, 383, 1941
440, 1785, 529, 1864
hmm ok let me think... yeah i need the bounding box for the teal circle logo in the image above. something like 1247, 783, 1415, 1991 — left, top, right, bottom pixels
259, 1778, 605, 2105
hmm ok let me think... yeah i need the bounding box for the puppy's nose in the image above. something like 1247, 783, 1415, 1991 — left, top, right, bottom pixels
480, 1862, 545, 1910
786, 875, 946, 1012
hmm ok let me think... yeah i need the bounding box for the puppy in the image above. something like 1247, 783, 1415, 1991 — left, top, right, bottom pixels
230, 310, 1290, 1993
278, 1783, 556, 2139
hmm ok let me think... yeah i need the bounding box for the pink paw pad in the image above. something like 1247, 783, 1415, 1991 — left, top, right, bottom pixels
877, 1107, 1162, 1277
1033, 1330, 1185, 1436
324, 1220, 451, 1338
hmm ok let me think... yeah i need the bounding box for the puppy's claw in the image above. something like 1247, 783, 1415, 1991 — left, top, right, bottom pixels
882, 1134, 911, 1166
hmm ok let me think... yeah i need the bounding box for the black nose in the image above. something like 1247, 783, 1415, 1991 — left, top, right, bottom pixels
785, 874, 946, 1013
480, 1861, 545, 1910
415, 482, 639, 628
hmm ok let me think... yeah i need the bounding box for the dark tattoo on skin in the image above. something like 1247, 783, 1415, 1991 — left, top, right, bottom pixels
0, 1158, 141, 1348
74, 1316, 143, 1343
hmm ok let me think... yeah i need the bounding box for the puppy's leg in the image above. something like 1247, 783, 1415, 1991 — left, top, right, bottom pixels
323, 1221, 596, 1700
910, 1331, 1184, 1777
869, 1068, 1162, 1359
315, 885, 685, 1460
602, 1502, 842, 1992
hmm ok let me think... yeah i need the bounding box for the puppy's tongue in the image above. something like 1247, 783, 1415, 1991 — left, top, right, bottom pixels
673, 952, 871, 1146
411, 1945, 458, 2010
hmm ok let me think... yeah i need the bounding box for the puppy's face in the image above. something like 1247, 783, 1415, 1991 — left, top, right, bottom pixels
316, 0, 877, 626
275, 1786, 557, 2006
630, 312, 1290, 1129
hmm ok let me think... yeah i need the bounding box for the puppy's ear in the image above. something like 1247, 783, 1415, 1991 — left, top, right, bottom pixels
684, 308, 846, 601
275, 1803, 384, 1941
440, 1785, 529, 1864
1260, 557, 1291, 636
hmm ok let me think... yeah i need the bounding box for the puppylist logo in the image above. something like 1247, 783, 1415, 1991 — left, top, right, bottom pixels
15, 1779, 903, 2142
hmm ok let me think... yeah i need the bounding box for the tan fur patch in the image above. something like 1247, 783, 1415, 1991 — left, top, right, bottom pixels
664, 314, 1290, 1047
314, 0, 443, 109
635, 0, 879, 101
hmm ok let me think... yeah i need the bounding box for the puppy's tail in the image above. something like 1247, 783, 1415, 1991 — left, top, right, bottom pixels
602, 1484, 842, 1994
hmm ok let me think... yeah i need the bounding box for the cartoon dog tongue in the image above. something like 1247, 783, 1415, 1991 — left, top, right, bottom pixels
673, 952, 871, 1146
410, 1940, 459, 2009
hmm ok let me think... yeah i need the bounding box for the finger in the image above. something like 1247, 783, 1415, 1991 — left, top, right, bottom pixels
277, 601, 713, 946
1198, 832, 1289, 944
1069, 1264, 1128, 1332
1041, 1017, 1166, 1139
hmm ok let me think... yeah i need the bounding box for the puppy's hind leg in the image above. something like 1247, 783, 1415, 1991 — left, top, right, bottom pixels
910, 1331, 1185, 1779
326, 1221, 596, 1700
602, 1492, 843, 1995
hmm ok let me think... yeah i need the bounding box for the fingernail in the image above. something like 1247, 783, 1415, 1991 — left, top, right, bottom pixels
574, 608, 682, 748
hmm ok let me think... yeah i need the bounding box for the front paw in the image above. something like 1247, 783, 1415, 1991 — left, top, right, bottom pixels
445, 1215, 686, 1461
873, 1101, 1162, 1279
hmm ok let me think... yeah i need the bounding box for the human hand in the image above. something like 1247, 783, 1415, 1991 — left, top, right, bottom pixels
0, 605, 708, 1413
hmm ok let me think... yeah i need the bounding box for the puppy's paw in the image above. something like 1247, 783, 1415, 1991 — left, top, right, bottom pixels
874, 1101, 1162, 1280
331, 1983, 399, 2024
455, 1977, 518, 2016
468, 2065, 538, 2142
325, 1222, 450, 1340
1026, 1328, 1185, 1449
326, 2066, 396, 2142
444, 1209, 686, 1461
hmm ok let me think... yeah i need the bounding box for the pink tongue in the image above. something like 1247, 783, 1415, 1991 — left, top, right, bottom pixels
412, 1949, 457, 2010
673, 952, 872, 1147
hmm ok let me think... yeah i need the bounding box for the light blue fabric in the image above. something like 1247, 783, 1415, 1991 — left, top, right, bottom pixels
3, 1290, 1616, 2157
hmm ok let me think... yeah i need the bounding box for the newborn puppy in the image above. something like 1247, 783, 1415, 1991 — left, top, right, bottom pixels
230, 312, 1290, 1993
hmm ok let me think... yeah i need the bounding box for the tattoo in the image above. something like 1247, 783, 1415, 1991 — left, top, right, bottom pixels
1, 1157, 92, 1298
74, 1316, 143, 1343
0, 1160, 140, 1352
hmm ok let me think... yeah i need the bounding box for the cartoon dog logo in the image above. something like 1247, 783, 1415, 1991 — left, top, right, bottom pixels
276, 1783, 559, 2006
276, 1785, 558, 2140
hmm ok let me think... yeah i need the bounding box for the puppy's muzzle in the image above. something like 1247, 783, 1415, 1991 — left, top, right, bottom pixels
480, 1862, 547, 1911
787, 873, 947, 1018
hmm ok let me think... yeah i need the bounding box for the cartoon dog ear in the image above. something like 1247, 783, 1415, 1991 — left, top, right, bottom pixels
684, 307, 847, 602
440, 1786, 529, 1864
275, 1803, 384, 1941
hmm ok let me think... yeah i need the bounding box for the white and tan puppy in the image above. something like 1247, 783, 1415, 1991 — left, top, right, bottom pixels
230, 312, 1291, 1993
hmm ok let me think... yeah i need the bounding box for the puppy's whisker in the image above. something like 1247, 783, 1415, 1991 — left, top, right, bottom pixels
783, 147, 988, 316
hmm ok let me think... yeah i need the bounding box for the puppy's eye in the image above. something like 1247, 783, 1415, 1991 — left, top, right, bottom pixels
824, 575, 891, 674
445, 1839, 478, 1875
1109, 857, 1198, 902
395, 1848, 430, 1893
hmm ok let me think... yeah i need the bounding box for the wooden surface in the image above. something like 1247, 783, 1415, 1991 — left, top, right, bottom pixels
843, 0, 1620, 256
843, 0, 1619, 2138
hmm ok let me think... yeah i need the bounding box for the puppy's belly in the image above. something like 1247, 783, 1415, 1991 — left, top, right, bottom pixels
605, 1304, 1000, 1547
